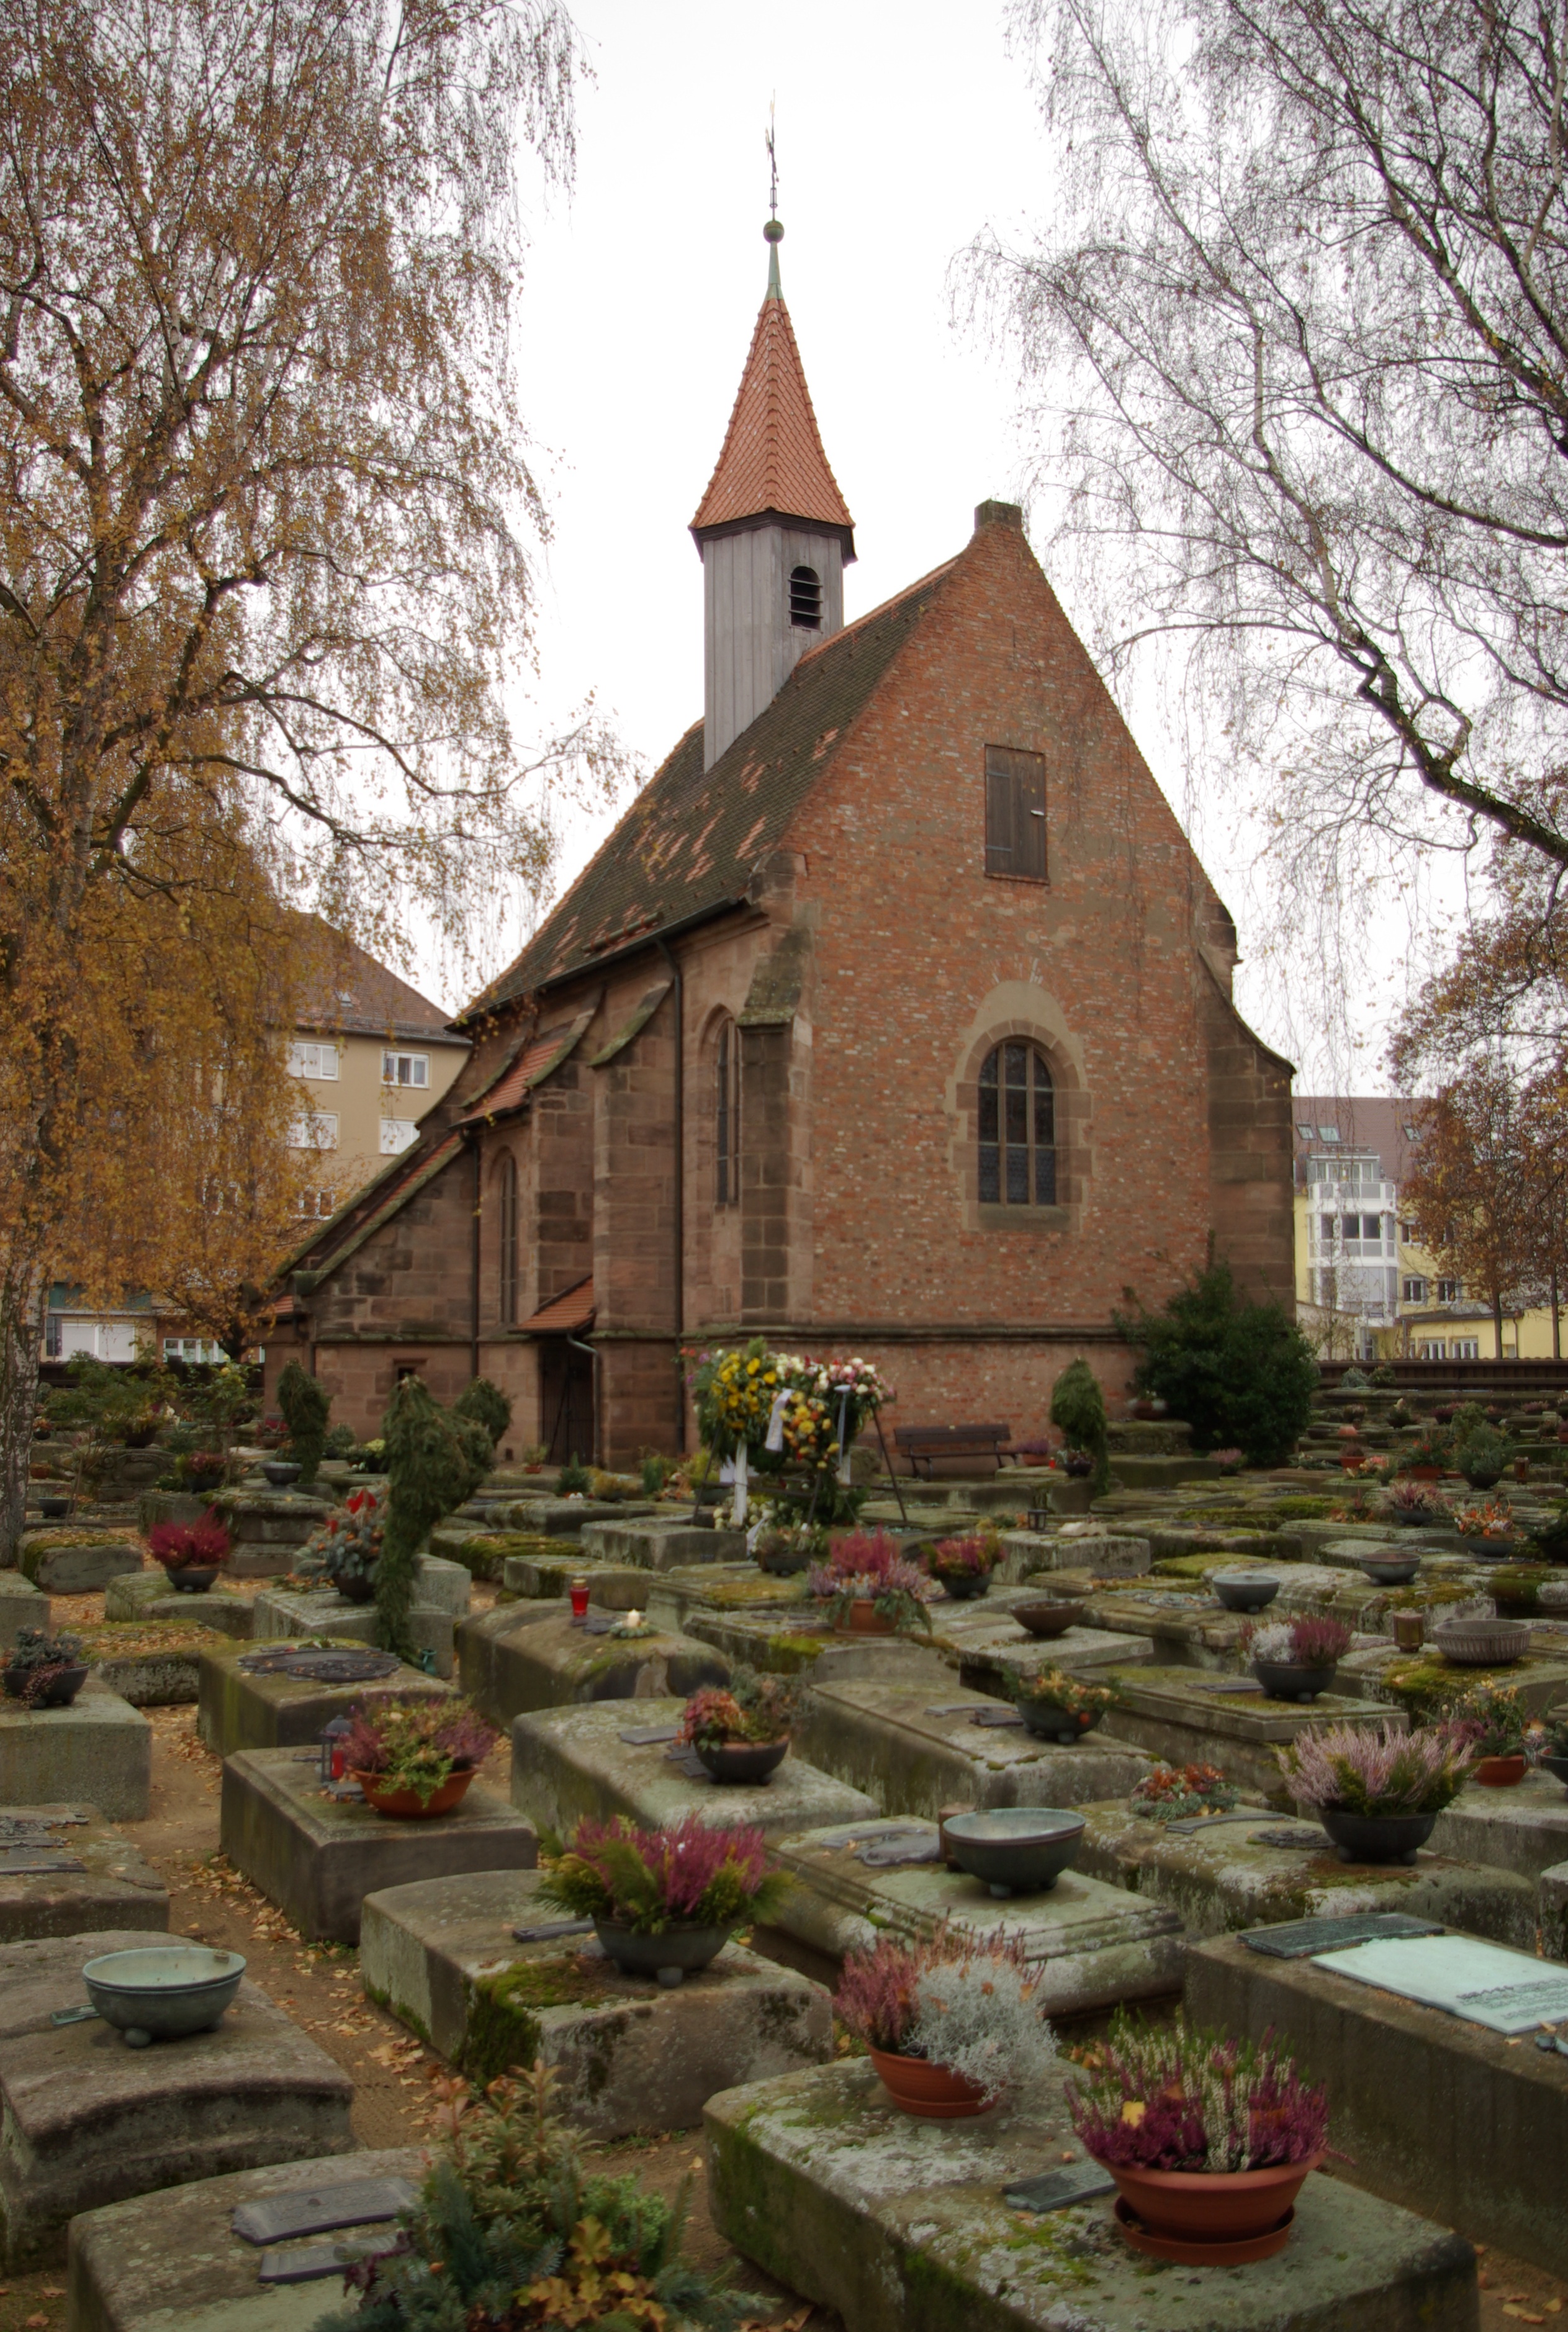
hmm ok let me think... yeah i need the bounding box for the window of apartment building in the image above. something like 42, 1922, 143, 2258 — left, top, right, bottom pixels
381, 1119, 417, 1156
43, 1314, 61, 1359
1320, 1213, 1335, 1241
1399, 1222, 1415, 1241
382, 1050, 430, 1089
983, 746, 1047, 881
714, 1018, 741, 1206
289, 1112, 339, 1150
287, 1042, 338, 1080
1454, 1338, 1479, 1359
163, 1336, 223, 1362
1402, 1276, 1426, 1303
1318, 1124, 1340, 1141
979, 1042, 1057, 1204
297, 1190, 336, 1219
1436, 1278, 1461, 1303
1418, 1339, 1446, 1359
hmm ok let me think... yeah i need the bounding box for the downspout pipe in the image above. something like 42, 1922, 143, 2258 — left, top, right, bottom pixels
655, 937, 686, 1453
467, 1132, 480, 1382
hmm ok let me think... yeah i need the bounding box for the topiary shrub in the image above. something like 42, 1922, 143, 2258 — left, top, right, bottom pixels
453, 1376, 512, 1447
276, 1361, 331, 1487
376, 1379, 493, 1656
557, 1454, 591, 1495
1114, 1261, 1318, 1467
1050, 1359, 1109, 1497
1455, 1422, 1510, 1488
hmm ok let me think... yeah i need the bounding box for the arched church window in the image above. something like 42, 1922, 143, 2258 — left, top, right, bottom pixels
789, 566, 822, 631
979, 1043, 1056, 1205
715, 1019, 741, 1206
497, 1153, 519, 1324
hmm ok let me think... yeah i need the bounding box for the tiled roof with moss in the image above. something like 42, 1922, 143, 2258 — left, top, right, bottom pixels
465, 560, 958, 1019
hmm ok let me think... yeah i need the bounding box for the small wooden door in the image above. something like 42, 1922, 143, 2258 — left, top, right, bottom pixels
540, 1337, 595, 1465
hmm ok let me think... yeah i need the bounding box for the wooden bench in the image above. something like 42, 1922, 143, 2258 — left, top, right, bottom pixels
893, 1423, 1016, 1478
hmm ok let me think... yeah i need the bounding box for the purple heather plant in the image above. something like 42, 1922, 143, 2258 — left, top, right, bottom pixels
341, 1696, 497, 1804
927, 1532, 999, 1579
1066, 2011, 1327, 2173
834, 1927, 1058, 2101
806, 1528, 930, 1629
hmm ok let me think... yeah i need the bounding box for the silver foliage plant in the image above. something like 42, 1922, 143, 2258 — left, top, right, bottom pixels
906, 1947, 1061, 2102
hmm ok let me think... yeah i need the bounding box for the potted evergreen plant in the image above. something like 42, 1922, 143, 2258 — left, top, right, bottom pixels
146, 1511, 232, 1593
1009, 1662, 1120, 1742
340, 1696, 497, 1817
302, 1490, 384, 1601
1240, 1614, 1353, 1702
1277, 1717, 1472, 1862
3, 1627, 89, 1708
926, 1530, 1001, 1601
1065, 2010, 1327, 2260
538, 1813, 790, 1986
677, 1670, 801, 1785
833, 1927, 1059, 2120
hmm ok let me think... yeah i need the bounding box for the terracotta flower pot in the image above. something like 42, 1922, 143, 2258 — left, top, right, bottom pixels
867, 2046, 991, 2119
836, 1599, 894, 1636
1099, 2151, 1323, 2261
1474, 1754, 1527, 1788
352, 1767, 476, 1819
1404, 1465, 1443, 1482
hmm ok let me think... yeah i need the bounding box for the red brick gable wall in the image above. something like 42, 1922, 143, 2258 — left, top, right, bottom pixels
774, 508, 1289, 1330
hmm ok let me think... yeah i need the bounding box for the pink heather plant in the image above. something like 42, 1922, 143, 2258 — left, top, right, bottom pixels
342, 1696, 497, 1804
539, 1814, 790, 1935
1066, 2011, 1327, 2172
834, 1926, 1059, 2102
927, 1533, 1000, 1579
1243, 1614, 1353, 1667
1277, 1718, 1472, 1816
806, 1528, 930, 1629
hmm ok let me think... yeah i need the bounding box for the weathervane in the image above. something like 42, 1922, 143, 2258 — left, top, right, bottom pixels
764, 101, 783, 289
767, 101, 778, 222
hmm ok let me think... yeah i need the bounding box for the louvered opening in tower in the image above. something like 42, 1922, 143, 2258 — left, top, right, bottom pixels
789, 565, 822, 630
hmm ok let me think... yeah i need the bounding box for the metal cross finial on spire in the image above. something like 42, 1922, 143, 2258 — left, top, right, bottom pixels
764, 102, 783, 297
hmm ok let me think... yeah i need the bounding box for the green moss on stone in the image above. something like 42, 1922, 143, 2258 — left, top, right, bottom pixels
764, 1633, 826, 1671
459, 1955, 613, 2084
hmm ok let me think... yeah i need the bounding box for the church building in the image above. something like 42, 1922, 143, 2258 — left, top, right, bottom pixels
271, 221, 1295, 1463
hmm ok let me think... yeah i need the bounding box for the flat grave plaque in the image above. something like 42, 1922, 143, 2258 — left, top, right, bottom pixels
1313, 1933, 1568, 2033
619, 1724, 680, 1745
969, 1707, 1024, 1729
1243, 1912, 1445, 1959
232, 2173, 417, 2245
258, 2235, 392, 2283
1004, 2164, 1116, 2214
237, 1649, 401, 1685
0, 1851, 83, 1875
511, 1916, 593, 1943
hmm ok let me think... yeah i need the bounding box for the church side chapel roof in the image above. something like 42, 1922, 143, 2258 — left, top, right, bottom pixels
464, 558, 957, 1018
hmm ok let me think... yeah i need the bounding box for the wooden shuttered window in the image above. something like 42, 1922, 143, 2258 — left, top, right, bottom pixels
985, 745, 1047, 881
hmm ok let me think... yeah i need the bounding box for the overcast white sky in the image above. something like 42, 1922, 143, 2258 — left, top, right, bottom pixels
412, 0, 1448, 1090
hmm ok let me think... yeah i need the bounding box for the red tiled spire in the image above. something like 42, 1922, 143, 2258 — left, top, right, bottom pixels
690, 227, 855, 554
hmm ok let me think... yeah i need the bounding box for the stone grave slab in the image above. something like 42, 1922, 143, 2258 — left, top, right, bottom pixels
221, 1746, 538, 1943
83, 1627, 215, 1706
500, 1551, 647, 1602
770, 1817, 1183, 2015
0, 1804, 168, 1941
359, 1866, 830, 2133
1341, 1641, 1568, 1722
1074, 1799, 1538, 1950
791, 1677, 1153, 1822
510, 1697, 878, 1840
1101, 1665, 1404, 1803
939, 1613, 1156, 1696
68, 2146, 422, 2332
466, 1608, 728, 1725
0, 1926, 353, 2266
103, 1569, 254, 1636
197, 1641, 450, 1758
511, 1497, 661, 1539
213, 1488, 333, 1578
999, 1529, 1151, 1578
0, 1573, 48, 1652
680, 1605, 948, 1684
705, 2056, 1476, 2332
1187, 1926, 1568, 2278
251, 1586, 457, 1678
1076, 1587, 1245, 1670
642, 1562, 808, 1632
0, 1678, 150, 1821
1430, 1768, 1568, 1880
457, 1600, 592, 1719
579, 1517, 747, 1567
17, 1534, 142, 1594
